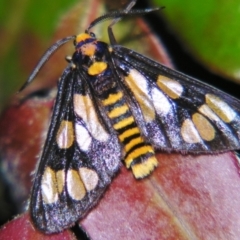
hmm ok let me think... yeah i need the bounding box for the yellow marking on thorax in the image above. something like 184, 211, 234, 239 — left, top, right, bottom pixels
76, 33, 91, 43
125, 145, 154, 168
108, 104, 129, 118
81, 43, 97, 57
102, 92, 123, 106
118, 127, 140, 142
88, 62, 107, 75
113, 116, 134, 130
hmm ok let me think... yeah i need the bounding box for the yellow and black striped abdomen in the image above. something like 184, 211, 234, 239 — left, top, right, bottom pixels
102, 90, 158, 179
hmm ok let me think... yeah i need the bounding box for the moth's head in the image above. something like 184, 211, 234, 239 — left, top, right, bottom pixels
72, 33, 108, 76
74, 33, 96, 48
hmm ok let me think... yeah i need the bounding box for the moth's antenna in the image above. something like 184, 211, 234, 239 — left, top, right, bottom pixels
107, 0, 137, 43
19, 36, 75, 92
86, 8, 160, 34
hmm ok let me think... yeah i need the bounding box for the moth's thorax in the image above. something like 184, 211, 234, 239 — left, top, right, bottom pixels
73, 33, 109, 77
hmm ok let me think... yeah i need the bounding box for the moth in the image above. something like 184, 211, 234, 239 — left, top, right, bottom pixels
20, 0, 240, 234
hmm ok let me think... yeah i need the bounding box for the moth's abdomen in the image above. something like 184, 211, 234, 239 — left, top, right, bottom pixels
102, 90, 158, 178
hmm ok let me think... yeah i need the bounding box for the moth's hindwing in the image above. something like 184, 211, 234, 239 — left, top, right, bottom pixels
30, 69, 121, 233
112, 45, 240, 154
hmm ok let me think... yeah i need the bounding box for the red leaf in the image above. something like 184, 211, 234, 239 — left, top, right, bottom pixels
80, 153, 240, 239
0, 96, 53, 211
0, 213, 76, 240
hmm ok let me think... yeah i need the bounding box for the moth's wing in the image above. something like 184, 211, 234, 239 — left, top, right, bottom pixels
30, 68, 121, 233
113, 46, 240, 153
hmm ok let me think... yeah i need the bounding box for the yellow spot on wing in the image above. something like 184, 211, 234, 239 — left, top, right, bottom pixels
41, 167, 59, 204
56, 120, 74, 149
157, 75, 183, 99
192, 113, 215, 141
131, 156, 158, 179
75, 123, 92, 151
125, 69, 155, 122
88, 62, 107, 75
74, 94, 109, 142
56, 170, 65, 194
102, 92, 123, 106
205, 94, 236, 123
125, 145, 154, 168
181, 119, 201, 143
198, 104, 220, 122
152, 87, 171, 116
108, 104, 129, 118
67, 169, 86, 201
79, 167, 99, 192
118, 127, 140, 142
113, 116, 134, 130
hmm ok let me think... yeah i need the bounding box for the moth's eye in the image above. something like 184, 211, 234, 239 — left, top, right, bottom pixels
90, 32, 96, 38
94, 52, 104, 61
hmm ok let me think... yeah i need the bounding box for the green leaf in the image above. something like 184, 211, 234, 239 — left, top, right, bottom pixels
0, 0, 79, 111
152, 0, 240, 83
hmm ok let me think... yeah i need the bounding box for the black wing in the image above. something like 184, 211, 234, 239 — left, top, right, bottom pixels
112, 45, 240, 153
30, 67, 121, 233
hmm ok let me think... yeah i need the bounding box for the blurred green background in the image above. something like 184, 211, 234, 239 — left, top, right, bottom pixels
154, 0, 240, 82
0, 0, 79, 111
